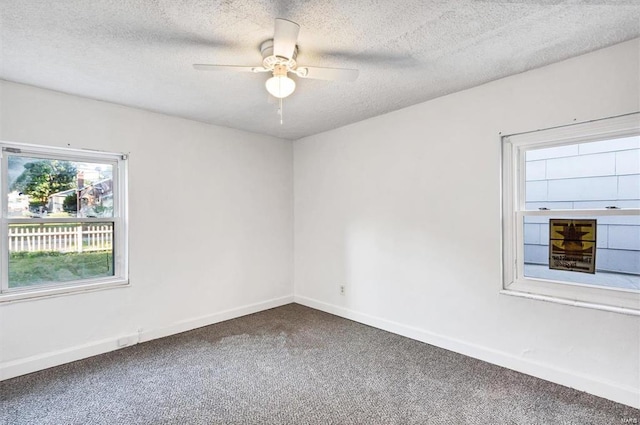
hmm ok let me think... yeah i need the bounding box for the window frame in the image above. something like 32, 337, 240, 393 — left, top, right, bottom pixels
0, 141, 129, 302
501, 114, 640, 315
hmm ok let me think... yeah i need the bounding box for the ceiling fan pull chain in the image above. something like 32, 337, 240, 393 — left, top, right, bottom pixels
279, 98, 284, 125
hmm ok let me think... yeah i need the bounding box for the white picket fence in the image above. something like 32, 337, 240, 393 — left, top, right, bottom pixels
9, 225, 112, 253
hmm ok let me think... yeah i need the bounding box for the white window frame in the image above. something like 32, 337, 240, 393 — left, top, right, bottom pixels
502, 114, 640, 315
0, 141, 129, 302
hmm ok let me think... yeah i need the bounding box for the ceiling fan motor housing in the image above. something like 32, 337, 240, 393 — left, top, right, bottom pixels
260, 39, 298, 71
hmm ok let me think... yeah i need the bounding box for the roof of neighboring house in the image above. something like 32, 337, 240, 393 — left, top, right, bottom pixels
48, 188, 77, 198
48, 178, 112, 199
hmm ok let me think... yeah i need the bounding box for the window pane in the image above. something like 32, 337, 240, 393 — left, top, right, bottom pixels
7, 156, 114, 218
524, 136, 640, 207
8, 223, 114, 288
523, 216, 640, 290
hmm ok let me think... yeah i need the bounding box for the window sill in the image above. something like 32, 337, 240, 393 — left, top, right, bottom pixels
0, 279, 129, 304
500, 289, 640, 316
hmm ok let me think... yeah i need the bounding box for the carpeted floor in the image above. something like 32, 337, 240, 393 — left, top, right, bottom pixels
1, 303, 638, 424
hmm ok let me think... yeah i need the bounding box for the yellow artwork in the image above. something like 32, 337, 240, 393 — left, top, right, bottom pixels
549, 219, 597, 274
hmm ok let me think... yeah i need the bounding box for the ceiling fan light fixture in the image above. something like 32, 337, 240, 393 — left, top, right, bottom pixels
265, 74, 296, 98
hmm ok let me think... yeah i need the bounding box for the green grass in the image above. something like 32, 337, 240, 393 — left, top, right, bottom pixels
9, 250, 113, 288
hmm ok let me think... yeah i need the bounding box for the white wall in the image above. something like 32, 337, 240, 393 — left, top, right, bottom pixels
0, 81, 293, 378
293, 39, 640, 407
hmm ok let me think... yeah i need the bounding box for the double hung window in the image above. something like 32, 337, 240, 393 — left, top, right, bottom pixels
502, 114, 640, 314
0, 142, 128, 302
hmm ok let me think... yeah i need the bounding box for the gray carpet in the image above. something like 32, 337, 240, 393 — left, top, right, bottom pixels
1, 304, 638, 424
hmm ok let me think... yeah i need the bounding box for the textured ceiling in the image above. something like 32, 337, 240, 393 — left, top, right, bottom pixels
1, 1, 639, 140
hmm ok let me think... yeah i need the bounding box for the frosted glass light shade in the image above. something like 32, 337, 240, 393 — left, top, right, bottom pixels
265, 75, 296, 98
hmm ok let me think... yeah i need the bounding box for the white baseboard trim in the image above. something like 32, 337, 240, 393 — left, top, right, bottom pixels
0, 294, 294, 382
294, 295, 640, 409
138, 295, 294, 343
0, 334, 138, 382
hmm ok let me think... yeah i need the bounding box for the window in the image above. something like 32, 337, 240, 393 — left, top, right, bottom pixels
502, 114, 640, 314
0, 142, 128, 302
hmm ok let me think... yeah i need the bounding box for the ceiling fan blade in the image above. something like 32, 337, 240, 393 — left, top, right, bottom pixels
296, 67, 359, 82
273, 18, 300, 59
314, 49, 418, 68
193, 64, 268, 73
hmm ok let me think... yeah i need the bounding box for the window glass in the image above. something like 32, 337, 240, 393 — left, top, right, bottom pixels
7, 156, 114, 218
8, 223, 114, 288
524, 136, 640, 206
522, 136, 640, 291
523, 215, 640, 290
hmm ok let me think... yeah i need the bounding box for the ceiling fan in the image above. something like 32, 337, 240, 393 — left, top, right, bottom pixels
193, 19, 359, 100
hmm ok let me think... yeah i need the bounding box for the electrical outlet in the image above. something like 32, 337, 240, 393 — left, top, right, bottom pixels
340, 285, 345, 295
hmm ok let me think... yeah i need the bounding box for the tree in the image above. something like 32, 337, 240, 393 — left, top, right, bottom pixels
10, 159, 77, 209
63, 192, 78, 213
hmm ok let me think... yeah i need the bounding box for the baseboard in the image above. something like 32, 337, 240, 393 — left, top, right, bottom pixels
294, 295, 640, 409
138, 295, 294, 343
0, 294, 294, 382
0, 335, 138, 382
